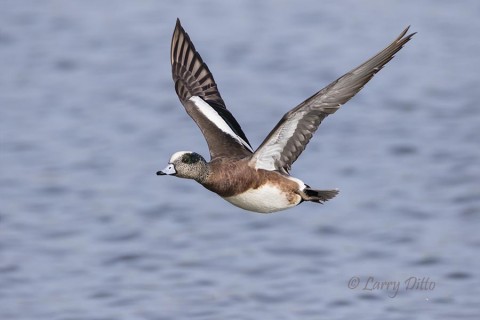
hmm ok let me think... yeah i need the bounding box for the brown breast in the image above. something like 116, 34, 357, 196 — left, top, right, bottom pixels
201, 158, 299, 198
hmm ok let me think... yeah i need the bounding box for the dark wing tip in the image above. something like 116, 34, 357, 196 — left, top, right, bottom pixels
394, 26, 416, 51
397, 25, 417, 38
174, 18, 181, 35
399, 25, 417, 39
398, 25, 410, 38
174, 18, 184, 39
348, 25, 416, 83
170, 19, 226, 107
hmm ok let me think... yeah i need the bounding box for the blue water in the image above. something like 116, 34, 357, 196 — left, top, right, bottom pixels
1, 1, 480, 319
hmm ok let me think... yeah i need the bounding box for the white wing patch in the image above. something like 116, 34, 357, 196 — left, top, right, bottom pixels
251, 112, 305, 170
189, 96, 253, 152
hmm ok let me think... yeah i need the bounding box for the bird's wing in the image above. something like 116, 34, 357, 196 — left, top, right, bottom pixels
249, 27, 415, 173
171, 19, 253, 159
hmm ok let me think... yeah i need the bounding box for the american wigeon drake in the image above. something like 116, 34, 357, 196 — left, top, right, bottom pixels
157, 19, 415, 213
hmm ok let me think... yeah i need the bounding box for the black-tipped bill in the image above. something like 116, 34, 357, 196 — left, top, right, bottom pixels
156, 163, 176, 176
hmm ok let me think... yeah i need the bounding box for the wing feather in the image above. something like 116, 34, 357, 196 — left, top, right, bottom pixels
250, 27, 415, 173
171, 19, 252, 158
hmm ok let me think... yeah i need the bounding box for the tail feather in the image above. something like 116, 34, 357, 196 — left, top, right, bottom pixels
302, 188, 339, 204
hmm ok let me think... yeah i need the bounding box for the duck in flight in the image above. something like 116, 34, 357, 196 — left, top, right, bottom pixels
157, 19, 415, 213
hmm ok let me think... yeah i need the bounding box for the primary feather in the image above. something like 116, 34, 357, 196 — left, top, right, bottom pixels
249, 27, 416, 173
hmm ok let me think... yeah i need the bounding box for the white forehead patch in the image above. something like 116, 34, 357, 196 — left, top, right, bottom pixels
169, 151, 192, 163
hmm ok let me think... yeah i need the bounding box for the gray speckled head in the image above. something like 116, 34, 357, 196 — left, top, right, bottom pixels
157, 151, 208, 182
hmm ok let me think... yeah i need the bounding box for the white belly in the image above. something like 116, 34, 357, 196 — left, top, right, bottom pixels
223, 183, 302, 213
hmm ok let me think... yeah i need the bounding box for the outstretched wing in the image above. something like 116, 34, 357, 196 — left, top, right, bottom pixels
171, 19, 253, 159
249, 27, 415, 173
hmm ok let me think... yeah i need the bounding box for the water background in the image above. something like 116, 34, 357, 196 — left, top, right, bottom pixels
1, 1, 480, 319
